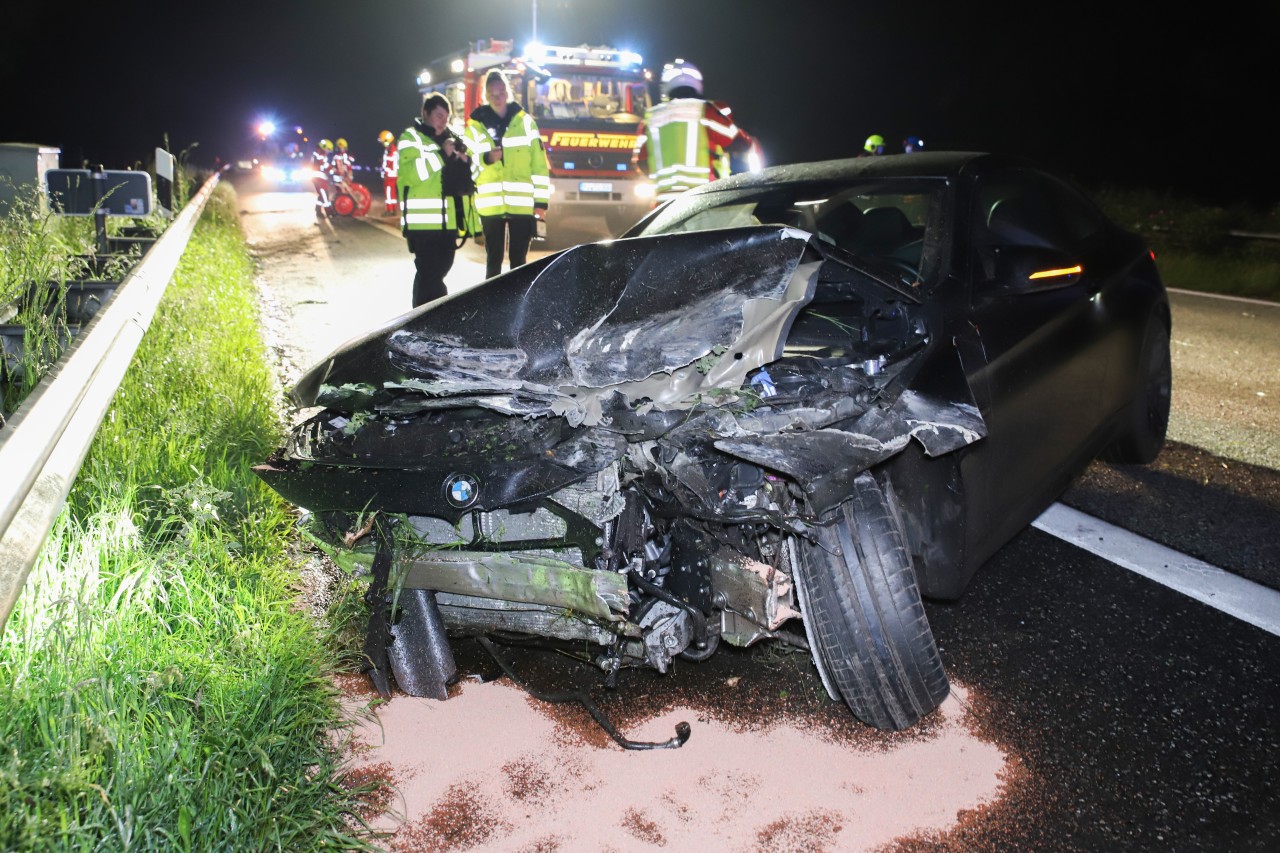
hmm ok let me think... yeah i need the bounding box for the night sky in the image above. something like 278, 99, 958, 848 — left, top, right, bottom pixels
7, 1, 1277, 205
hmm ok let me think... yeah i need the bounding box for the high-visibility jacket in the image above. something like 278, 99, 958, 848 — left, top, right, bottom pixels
332, 149, 354, 182
381, 141, 400, 210
311, 148, 332, 179
464, 104, 551, 218
641, 98, 741, 201
398, 121, 457, 233
380, 142, 398, 180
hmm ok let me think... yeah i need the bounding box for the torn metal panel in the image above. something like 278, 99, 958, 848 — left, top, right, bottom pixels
291, 226, 821, 428
559, 259, 822, 426
895, 392, 987, 456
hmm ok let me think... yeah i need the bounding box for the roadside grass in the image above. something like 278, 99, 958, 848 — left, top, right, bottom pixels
1090, 185, 1280, 301
1148, 247, 1280, 301
0, 183, 374, 851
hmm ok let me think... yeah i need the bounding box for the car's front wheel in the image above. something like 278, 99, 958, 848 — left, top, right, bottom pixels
1102, 312, 1171, 464
793, 472, 949, 730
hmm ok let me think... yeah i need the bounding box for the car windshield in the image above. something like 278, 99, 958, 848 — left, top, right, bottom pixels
631, 179, 946, 284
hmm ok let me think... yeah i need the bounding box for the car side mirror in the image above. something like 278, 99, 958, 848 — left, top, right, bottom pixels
987, 245, 1083, 293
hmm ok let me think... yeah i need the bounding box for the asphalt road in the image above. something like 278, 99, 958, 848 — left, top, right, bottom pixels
1059, 289, 1280, 594
1164, 289, 1280, 471
234, 178, 1280, 851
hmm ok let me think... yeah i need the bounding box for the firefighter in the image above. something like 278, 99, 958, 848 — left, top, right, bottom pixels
332, 138, 354, 183
710, 100, 764, 176
637, 59, 748, 202
464, 68, 551, 279
860, 134, 886, 156
378, 129, 399, 216
311, 138, 334, 219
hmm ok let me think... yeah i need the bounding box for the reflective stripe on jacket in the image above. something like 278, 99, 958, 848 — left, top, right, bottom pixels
311, 149, 331, 177
643, 98, 740, 201
398, 124, 456, 232
332, 151, 354, 182
465, 106, 550, 217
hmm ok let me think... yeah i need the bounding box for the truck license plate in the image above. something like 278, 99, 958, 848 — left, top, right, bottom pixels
578, 181, 613, 194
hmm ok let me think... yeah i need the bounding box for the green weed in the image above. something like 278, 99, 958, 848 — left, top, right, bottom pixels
0, 181, 372, 851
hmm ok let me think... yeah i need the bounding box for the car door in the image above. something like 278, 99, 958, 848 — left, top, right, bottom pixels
956, 167, 1121, 562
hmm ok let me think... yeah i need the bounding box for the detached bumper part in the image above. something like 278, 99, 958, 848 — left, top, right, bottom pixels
387, 588, 457, 700
363, 521, 457, 700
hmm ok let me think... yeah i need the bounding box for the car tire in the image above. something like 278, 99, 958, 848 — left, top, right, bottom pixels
793, 472, 949, 730
1101, 313, 1171, 465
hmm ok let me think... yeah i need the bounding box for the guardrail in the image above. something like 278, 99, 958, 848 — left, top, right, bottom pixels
1227, 229, 1280, 242
0, 172, 220, 630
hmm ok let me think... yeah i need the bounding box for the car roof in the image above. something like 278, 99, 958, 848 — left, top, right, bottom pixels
686, 151, 1030, 195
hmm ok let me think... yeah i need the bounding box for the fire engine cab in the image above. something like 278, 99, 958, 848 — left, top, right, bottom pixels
416, 39, 658, 239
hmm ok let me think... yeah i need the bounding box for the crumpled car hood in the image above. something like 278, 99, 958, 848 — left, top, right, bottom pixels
265, 225, 985, 518
295, 226, 829, 426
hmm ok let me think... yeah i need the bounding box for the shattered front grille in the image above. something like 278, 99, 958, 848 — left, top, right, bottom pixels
406, 509, 568, 544
404, 464, 623, 569
475, 507, 568, 541
407, 510, 585, 567
408, 515, 471, 544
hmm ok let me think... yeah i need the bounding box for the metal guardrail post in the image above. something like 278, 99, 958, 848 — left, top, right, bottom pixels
0, 172, 221, 631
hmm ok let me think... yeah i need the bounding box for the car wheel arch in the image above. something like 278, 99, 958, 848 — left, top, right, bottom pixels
1099, 308, 1172, 465
878, 446, 973, 601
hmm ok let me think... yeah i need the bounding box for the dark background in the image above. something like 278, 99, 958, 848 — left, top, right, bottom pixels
7, 1, 1277, 205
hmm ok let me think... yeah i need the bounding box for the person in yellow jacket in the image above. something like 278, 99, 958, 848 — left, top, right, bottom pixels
464, 69, 551, 279
398, 93, 475, 307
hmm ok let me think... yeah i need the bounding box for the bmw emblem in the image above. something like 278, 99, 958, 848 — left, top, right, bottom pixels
444, 473, 479, 508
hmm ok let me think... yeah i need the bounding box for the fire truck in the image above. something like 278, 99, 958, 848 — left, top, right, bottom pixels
416, 39, 658, 239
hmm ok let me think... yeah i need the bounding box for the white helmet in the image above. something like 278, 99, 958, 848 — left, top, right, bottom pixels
661, 58, 703, 97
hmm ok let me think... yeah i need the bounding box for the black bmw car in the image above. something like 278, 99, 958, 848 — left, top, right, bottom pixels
257, 152, 1171, 732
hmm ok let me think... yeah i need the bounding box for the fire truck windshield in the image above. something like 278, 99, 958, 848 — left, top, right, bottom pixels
523, 74, 649, 123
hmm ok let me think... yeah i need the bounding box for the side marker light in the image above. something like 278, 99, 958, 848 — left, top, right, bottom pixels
1029, 264, 1083, 281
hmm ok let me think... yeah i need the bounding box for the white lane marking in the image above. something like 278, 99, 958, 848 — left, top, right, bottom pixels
1032, 502, 1280, 637
1167, 287, 1280, 309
